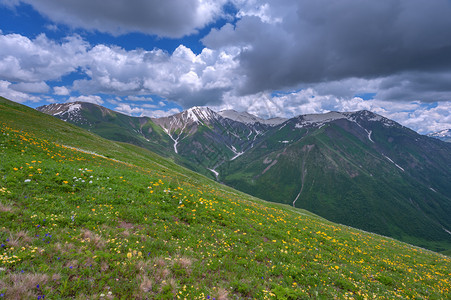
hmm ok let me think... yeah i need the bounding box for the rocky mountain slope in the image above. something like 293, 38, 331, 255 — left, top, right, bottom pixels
220, 110, 451, 251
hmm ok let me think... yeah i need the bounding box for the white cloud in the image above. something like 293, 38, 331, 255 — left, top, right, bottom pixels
45, 24, 59, 32
53, 86, 70, 95
1, 5, 450, 135
0, 33, 88, 82
0, 32, 242, 108
236, 3, 282, 24
205, 0, 451, 96
215, 86, 451, 134
143, 108, 181, 118
114, 102, 180, 118
0, 0, 20, 8
12, 0, 228, 38
67, 95, 104, 105
114, 103, 145, 115
72, 44, 242, 107
11, 81, 50, 93
380, 102, 451, 134
0, 80, 42, 103
126, 96, 154, 102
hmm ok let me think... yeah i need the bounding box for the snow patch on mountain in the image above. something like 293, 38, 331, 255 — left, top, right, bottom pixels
67, 103, 81, 114
427, 129, 451, 142
186, 106, 217, 124
293, 111, 396, 143
37, 102, 88, 124
208, 168, 219, 179
443, 227, 451, 236
227, 145, 245, 161
153, 106, 219, 153
383, 155, 405, 172
430, 129, 451, 137
367, 130, 374, 143
162, 120, 188, 154
344, 110, 397, 127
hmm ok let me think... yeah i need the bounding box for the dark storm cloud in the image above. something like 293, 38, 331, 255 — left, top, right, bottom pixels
377, 72, 451, 102
13, 0, 227, 38
204, 0, 451, 96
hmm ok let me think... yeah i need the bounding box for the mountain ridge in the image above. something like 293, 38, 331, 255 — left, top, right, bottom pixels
428, 128, 451, 143
36, 100, 451, 253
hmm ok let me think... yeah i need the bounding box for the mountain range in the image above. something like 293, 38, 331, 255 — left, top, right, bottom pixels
37, 101, 451, 252
428, 129, 451, 143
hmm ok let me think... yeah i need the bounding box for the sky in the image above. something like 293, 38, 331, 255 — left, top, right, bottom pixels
0, 0, 450, 134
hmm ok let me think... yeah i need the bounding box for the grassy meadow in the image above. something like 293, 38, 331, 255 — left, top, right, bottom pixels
0, 98, 450, 299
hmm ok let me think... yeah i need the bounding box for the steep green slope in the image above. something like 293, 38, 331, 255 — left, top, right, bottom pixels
36, 101, 187, 165
1, 98, 451, 298
221, 120, 451, 253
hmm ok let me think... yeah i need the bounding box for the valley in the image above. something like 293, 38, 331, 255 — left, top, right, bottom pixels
36, 101, 451, 254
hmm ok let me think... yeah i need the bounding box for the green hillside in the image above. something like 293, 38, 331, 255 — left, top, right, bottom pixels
221, 120, 451, 254
36, 102, 192, 167
36, 102, 451, 254
1, 97, 450, 299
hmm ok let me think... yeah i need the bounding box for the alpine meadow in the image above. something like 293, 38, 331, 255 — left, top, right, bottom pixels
1, 98, 450, 299
2, 0, 451, 299
37, 101, 451, 255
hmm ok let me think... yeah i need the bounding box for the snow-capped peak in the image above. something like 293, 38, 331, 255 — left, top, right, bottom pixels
428, 129, 451, 138
293, 110, 398, 130
343, 110, 397, 127
184, 106, 217, 124
36, 102, 86, 123
427, 129, 451, 142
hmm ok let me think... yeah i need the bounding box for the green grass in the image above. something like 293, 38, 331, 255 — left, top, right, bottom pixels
1, 98, 451, 299
221, 122, 451, 254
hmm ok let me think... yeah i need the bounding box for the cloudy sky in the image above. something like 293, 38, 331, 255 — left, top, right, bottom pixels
1, 0, 450, 133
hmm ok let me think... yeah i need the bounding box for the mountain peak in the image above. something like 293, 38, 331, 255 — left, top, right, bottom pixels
344, 110, 399, 128
183, 106, 217, 124
429, 128, 451, 136
291, 110, 401, 131
187, 106, 212, 112
37, 102, 86, 123
345, 110, 383, 121
428, 129, 451, 142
